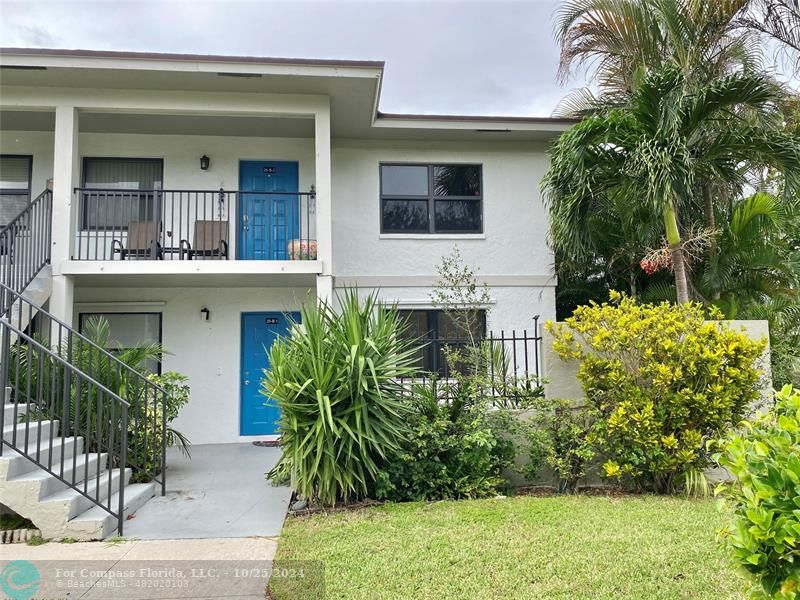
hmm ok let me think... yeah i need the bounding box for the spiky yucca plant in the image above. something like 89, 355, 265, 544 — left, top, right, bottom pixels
264, 290, 419, 506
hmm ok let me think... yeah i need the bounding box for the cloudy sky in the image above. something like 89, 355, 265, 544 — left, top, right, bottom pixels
0, 0, 580, 117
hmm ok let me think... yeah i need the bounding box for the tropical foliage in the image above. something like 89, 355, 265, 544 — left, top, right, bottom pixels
264, 290, 419, 506
547, 292, 765, 493
374, 379, 514, 502
9, 316, 190, 479
542, 65, 798, 305
520, 397, 596, 493
718, 385, 800, 599
549, 0, 800, 389
554, 0, 800, 112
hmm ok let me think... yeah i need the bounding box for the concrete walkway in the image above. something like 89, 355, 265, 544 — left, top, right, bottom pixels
5, 537, 279, 599
124, 443, 292, 539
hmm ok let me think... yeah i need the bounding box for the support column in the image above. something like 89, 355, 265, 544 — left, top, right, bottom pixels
314, 100, 333, 305
50, 105, 79, 325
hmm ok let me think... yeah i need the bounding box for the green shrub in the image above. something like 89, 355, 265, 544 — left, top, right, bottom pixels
8, 317, 190, 481
547, 291, 765, 493
124, 372, 192, 482
521, 398, 596, 493
717, 385, 800, 599
375, 379, 514, 501
264, 291, 419, 506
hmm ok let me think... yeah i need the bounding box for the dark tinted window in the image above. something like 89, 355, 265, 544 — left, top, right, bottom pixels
433, 165, 481, 197
434, 200, 482, 232
397, 309, 486, 374
380, 165, 429, 196
380, 164, 482, 234
381, 199, 429, 233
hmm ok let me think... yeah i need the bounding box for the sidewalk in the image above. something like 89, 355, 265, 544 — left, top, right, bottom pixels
3, 537, 280, 599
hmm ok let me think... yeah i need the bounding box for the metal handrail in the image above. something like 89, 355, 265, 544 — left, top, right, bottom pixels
0, 189, 52, 314
72, 187, 317, 261
0, 281, 168, 535
0, 280, 169, 395
0, 318, 129, 533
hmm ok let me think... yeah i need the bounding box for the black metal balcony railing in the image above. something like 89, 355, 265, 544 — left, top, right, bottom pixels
73, 188, 316, 262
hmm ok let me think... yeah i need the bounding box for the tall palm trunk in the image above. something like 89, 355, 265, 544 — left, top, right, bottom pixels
702, 183, 721, 300
663, 201, 690, 303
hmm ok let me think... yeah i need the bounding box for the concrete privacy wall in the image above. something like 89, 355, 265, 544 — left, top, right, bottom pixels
543, 320, 773, 407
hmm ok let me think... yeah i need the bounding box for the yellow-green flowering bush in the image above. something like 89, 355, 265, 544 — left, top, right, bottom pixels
547, 291, 765, 493
717, 385, 800, 600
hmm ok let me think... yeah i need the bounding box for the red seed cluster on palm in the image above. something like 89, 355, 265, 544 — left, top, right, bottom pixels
640, 257, 659, 275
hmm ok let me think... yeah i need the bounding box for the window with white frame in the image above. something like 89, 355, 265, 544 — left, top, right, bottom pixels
0, 155, 32, 225
78, 312, 162, 373
80, 158, 163, 230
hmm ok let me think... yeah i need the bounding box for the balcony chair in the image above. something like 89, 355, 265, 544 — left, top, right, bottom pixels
180, 220, 228, 260
111, 221, 163, 260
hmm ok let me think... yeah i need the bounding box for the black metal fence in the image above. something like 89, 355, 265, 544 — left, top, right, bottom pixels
399, 317, 544, 406
73, 188, 316, 261
0, 282, 167, 536
0, 189, 52, 314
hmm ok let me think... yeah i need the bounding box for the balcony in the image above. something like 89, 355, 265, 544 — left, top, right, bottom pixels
72, 188, 317, 262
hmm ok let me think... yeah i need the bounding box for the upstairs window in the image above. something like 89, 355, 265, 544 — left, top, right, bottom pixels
81, 157, 163, 230
0, 155, 32, 225
380, 164, 482, 234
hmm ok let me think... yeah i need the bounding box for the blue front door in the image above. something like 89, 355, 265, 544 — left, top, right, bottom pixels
238, 161, 300, 260
240, 311, 298, 435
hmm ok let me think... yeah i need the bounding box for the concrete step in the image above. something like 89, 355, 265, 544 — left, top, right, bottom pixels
42, 466, 131, 519
2, 419, 58, 446
9, 451, 109, 498
0, 436, 84, 479
70, 482, 156, 538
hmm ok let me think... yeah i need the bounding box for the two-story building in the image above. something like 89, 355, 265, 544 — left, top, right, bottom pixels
0, 48, 568, 446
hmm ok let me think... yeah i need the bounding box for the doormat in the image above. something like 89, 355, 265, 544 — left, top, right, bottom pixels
252, 440, 280, 447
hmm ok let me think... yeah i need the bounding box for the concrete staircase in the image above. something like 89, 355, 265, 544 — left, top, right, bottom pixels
5, 265, 52, 334
0, 396, 155, 540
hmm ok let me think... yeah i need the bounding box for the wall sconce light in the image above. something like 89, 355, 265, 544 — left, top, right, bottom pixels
200, 155, 211, 171
200, 307, 210, 321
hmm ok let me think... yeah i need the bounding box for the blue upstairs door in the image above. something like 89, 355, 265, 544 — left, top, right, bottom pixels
240, 311, 298, 435
238, 161, 300, 260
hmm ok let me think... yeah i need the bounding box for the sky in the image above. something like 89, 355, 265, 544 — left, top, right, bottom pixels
0, 0, 576, 117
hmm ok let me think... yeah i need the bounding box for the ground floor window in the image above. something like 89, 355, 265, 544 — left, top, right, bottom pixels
78, 312, 162, 373
397, 309, 486, 375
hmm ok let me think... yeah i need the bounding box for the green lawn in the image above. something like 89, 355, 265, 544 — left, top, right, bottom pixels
270, 495, 749, 600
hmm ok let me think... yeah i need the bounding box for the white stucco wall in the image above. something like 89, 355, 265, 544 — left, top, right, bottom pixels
2, 130, 318, 259
1, 130, 55, 194
73, 285, 314, 445
77, 132, 316, 192
331, 139, 554, 278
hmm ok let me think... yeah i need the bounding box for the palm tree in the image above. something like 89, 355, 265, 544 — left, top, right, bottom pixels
555, 0, 800, 103
542, 66, 799, 303
700, 193, 800, 306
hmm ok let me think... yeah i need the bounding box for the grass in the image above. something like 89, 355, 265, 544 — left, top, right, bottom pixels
270, 495, 749, 600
